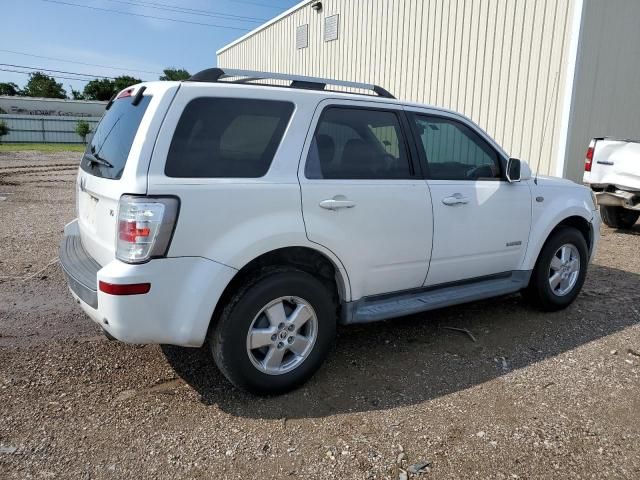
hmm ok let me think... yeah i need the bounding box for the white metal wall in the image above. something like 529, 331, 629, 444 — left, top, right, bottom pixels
218, 0, 578, 177
564, 0, 640, 182
0, 96, 106, 117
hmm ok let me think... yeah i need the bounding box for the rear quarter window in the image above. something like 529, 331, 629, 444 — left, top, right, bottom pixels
164, 98, 294, 178
81, 95, 152, 180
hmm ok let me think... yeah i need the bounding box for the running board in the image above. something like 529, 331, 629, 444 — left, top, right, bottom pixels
342, 271, 531, 325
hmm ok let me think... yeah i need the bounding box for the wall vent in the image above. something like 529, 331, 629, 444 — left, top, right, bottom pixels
324, 14, 339, 42
296, 24, 309, 49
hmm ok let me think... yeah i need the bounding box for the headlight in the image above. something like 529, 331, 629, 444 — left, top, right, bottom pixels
590, 190, 598, 209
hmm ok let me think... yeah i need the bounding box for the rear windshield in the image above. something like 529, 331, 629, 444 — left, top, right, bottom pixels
80, 95, 152, 180
164, 97, 294, 178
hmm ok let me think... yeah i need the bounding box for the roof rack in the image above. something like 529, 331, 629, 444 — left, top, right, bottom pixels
187, 68, 395, 99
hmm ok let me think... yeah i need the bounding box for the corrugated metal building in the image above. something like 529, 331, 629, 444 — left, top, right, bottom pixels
217, 0, 640, 182
0, 96, 106, 117
0, 96, 106, 143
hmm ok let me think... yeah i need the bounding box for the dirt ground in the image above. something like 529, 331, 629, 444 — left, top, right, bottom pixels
1, 151, 639, 479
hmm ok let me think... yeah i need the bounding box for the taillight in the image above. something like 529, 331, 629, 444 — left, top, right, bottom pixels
585, 140, 595, 172
117, 88, 134, 99
116, 195, 179, 263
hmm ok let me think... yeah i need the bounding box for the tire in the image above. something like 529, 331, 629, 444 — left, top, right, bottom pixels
524, 227, 588, 311
600, 205, 640, 229
209, 267, 336, 395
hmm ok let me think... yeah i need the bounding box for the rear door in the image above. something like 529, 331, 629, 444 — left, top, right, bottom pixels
298, 99, 433, 300
77, 83, 178, 266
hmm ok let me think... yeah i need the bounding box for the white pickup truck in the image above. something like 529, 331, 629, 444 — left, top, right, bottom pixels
584, 138, 640, 229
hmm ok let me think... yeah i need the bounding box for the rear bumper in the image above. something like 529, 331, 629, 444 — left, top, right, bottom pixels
595, 190, 640, 211
59, 219, 238, 347
59, 220, 100, 308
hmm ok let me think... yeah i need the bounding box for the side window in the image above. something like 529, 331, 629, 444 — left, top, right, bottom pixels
413, 115, 501, 180
369, 125, 401, 158
305, 107, 413, 180
165, 98, 294, 178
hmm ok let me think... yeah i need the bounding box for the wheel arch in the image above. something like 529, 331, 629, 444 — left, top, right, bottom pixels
523, 212, 594, 271
554, 216, 593, 250
208, 246, 350, 334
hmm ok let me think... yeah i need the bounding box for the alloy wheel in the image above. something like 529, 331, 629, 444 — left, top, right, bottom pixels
245, 296, 318, 375
548, 243, 581, 296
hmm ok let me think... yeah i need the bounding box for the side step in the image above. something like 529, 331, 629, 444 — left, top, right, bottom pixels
343, 271, 531, 324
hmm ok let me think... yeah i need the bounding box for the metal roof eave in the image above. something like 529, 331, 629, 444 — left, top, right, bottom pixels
216, 0, 314, 55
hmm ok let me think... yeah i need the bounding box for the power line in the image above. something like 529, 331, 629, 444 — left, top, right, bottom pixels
230, 0, 293, 9
41, 0, 252, 31
0, 63, 116, 80
0, 67, 94, 83
145, 0, 272, 19
103, 0, 268, 23
0, 49, 162, 76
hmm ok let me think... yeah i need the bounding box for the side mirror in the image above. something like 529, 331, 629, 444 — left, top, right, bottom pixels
506, 158, 521, 183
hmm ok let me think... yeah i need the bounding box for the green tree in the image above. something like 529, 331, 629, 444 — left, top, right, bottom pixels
83, 75, 142, 101
0, 120, 9, 144
0, 82, 20, 96
21, 72, 66, 98
70, 86, 85, 100
83, 78, 115, 101
83, 76, 142, 101
113, 75, 142, 91
159, 68, 190, 81
75, 120, 91, 144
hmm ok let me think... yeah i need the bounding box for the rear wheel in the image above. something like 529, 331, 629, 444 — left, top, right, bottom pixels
209, 267, 336, 395
600, 205, 639, 229
524, 227, 588, 311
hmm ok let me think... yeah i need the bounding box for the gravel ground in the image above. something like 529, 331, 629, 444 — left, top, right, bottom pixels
1, 151, 639, 479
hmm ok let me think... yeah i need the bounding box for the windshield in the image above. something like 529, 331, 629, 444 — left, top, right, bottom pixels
80, 95, 152, 180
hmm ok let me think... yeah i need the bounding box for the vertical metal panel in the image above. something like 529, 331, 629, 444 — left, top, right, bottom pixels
217, 0, 576, 176
564, 0, 640, 182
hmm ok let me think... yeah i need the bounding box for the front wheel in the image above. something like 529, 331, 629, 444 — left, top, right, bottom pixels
523, 227, 589, 311
209, 268, 336, 395
600, 205, 639, 229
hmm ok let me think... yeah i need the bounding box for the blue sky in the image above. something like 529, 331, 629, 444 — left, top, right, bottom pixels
1, 0, 298, 94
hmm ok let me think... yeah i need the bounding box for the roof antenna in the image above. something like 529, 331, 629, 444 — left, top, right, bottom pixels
534, 72, 560, 185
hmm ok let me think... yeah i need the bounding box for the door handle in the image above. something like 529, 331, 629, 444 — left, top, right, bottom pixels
319, 197, 356, 210
442, 193, 469, 206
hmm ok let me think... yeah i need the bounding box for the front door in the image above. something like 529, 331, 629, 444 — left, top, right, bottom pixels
408, 112, 532, 286
298, 100, 433, 300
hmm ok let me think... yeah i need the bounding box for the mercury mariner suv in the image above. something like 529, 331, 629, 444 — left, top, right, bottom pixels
60, 68, 601, 394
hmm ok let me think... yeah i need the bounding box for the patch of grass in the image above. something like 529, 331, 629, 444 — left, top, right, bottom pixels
0, 143, 86, 153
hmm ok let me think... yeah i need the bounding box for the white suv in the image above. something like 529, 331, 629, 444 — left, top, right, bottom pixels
60, 69, 601, 394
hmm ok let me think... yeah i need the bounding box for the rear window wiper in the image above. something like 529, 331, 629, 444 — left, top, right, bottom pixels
83, 152, 114, 168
